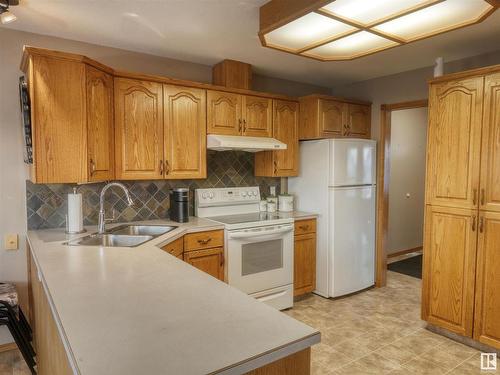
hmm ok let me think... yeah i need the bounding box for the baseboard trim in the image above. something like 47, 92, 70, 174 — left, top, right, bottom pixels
0, 342, 17, 353
388, 246, 423, 258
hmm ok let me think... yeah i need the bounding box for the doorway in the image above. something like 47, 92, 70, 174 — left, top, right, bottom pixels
375, 100, 428, 286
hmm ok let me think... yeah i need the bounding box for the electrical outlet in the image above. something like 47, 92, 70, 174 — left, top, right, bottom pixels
4, 234, 18, 250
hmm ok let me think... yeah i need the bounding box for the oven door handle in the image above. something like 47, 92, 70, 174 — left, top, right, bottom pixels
228, 226, 293, 239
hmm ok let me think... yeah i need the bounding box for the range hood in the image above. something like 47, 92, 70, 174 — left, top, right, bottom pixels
207, 135, 287, 152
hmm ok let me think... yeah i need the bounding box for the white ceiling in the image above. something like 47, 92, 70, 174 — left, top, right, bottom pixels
4, 0, 500, 87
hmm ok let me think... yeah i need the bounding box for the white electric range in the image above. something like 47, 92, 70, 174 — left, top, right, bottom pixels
195, 187, 294, 310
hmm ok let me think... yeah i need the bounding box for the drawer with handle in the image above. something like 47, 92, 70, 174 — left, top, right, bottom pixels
294, 219, 316, 236
184, 230, 224, 251
160, 237, 184, 257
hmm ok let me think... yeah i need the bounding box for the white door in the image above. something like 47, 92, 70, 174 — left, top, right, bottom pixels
227, 224, 294, 294
329, 139, 376, 187
329, 186, 375, 297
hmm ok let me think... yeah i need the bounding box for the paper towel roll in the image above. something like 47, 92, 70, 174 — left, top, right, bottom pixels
67, 191, 84, 233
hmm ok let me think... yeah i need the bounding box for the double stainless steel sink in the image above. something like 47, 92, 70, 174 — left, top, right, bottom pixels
65, 225, 177, 247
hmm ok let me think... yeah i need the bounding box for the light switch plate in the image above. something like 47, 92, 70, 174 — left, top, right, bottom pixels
4, 234, 18, 250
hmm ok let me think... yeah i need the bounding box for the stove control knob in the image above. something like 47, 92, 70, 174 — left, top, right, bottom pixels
252, 191, 258, 196
209, 192, 215, 199
242, 191, 247, 197
202, 192, 207, 199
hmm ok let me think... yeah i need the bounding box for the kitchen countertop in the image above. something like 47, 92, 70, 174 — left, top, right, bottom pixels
27, 217, 320, 375
278, 211, 318, 220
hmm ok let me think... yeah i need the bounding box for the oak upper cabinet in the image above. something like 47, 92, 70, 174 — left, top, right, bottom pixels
86, 66, 114, 181
473, 211, 500, 349
422, 205, 478, 337
426, 76, 484, 209
114, 78, 164, 180
163, 85, 207, 179
255, 100, 299, 177
480, 73, 500, 213
207, 90, 241, 135
294, 219, 317, 297
242, 96, 272, 137
22, 48, 115, 184
346, 103, 370, 138
299, 95, 371, 140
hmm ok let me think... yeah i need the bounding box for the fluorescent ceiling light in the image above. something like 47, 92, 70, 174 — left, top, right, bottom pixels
265, 12, 355, 51
321, 0, 429, 25
259, 0, 497, 61
304, 31, 398, 59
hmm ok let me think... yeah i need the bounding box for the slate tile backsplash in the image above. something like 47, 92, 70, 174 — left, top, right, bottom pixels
27, 151, 281, 229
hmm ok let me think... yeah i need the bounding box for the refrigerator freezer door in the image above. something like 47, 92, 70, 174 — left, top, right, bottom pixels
329, 185, 375, 297
329, 139, 376, 187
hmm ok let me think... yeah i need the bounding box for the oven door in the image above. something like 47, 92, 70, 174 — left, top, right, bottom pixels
227, 223, 293, 294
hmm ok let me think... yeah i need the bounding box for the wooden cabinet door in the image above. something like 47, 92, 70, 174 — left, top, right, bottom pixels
474, 211, 500, 349
426, 77, 484, 209
31, 56, 87, 183
184, 247, 224, 281
114, 78, 163, 180
422, 205, 478, 337
86, 66, 114, 182
480, 73, 500, 212
346, 104, 370, 138
319, 99, 344, 137
273, 100, 299, 176
207, 90, 241, 135
164, 85, 206, 179
242, 95, 272, 137
294, 232, 316, 297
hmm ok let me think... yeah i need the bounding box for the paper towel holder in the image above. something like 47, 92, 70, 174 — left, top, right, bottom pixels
66, 187, 87, 235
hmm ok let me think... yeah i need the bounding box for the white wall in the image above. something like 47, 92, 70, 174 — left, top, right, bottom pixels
0, 28, 330, 345
387, 108, 428, 254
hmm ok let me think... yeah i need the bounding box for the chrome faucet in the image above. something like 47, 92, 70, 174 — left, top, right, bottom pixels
98, 182, 134, 234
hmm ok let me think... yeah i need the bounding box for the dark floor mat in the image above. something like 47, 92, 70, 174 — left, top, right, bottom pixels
388, 255, 422, 279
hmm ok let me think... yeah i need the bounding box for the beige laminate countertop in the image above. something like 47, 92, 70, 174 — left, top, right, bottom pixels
278, 211, 318, 220
27, 217, 320, 375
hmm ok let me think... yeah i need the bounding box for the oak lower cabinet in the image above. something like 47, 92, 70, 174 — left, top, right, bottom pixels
183, 230, 225, 281
207, 90, 272, 137
255, 100, 299, 177
114, 79, 207, 179
184, 247, 225, 281
298, 95, 371, 140
473, 211, 500, 348
294, 219, 317, 297
22, 48, 114, 183
28, 249, 72, 375
422, 206, 478, 337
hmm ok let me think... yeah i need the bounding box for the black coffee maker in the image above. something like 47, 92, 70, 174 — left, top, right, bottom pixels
169, 188, 189, 223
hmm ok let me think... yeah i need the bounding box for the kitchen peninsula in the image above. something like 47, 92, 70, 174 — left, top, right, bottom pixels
27, 218, 320, 375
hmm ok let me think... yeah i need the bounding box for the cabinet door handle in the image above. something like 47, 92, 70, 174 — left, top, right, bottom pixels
273, 160, 278, 175
159, 160, 164, 175
299, 225, 309, 231
238, 119, 242, 133
90, 158, 96, 176
165, 160, 170, 175
479, 216, 484, 233
481, 188, 485, 206
473, 188, 477, 205
472, 215, 476, 232
197, 238, 212, 245
243, 119, 247, 132
220, 252, 224, 267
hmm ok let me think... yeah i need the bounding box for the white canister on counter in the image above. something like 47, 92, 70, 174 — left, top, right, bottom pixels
267, 201, 276, 213
278, 194, 294, 212
259, 200, 267, 212
66, 187, 86, 234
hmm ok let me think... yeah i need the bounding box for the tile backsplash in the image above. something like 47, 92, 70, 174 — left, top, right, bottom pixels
27, 151, 281, 230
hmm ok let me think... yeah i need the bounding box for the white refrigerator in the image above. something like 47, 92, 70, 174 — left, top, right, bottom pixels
289, 139, 376, 298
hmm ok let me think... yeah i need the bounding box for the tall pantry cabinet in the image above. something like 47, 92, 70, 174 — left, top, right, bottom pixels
422, 66, 500, 349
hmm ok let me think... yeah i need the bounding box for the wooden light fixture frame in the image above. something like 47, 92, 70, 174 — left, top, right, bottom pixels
259, 0, 499, 61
